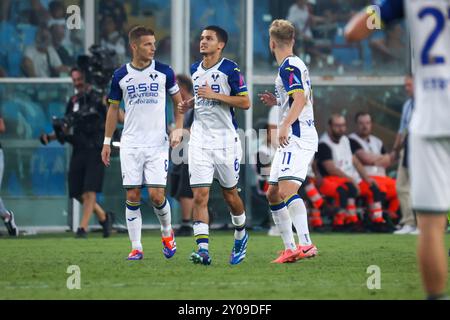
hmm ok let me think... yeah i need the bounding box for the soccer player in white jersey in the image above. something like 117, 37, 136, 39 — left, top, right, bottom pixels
259, 20, 318, 264
178, 26, 250, 265
345, 0, 450, 299
101, 26, 184, 261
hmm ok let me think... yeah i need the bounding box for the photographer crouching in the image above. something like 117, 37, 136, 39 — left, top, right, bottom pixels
40, 67, 113, 238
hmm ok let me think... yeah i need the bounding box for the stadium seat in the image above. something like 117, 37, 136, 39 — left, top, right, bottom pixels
30, 142, 67, 196
16, 24, 37, 46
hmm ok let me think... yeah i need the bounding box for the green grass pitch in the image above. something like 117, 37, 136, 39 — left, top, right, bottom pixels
1, 231, 449, 300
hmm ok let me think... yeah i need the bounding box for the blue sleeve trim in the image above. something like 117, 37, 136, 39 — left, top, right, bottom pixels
190, 61, 201, 76
219, 59, 248, 96
108, 64, 128, 103
279, 60, 304, 94
155, 61, 179, 95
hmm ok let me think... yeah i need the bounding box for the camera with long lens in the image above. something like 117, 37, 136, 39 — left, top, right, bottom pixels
51, 98, 105, 145
77, 44, 117, 93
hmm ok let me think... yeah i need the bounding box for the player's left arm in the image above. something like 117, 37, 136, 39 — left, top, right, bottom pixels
278, 64, 307, 147
170, 91, 184, 148
197, 81, 250, 109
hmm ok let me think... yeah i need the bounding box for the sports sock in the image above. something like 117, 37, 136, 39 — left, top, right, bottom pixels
346, 198, 357, 216
126, 200, 142, 251
193, 221, 209, 251
231, 212, 246, 240
270, 201, 296, 250
370, 202, 383, 219
153, 198, 172, 237
305, 182, 324, 209
286, 194, 312, 246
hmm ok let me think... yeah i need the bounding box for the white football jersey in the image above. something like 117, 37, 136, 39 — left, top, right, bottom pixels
189, 58, 248, 149
274, 55, 318, 151
108, 60, 179, 148
377, 0, 450, 136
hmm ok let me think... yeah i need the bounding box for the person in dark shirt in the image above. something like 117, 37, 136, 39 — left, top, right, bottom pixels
40, 67, 112, 238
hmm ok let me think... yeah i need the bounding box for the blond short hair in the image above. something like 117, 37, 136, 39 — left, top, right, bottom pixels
269, 19, 295, 46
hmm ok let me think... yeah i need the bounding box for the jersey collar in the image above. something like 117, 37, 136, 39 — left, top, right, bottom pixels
279, 55, 295, 67
201, 57, 224, 71
129, 59, 154, 72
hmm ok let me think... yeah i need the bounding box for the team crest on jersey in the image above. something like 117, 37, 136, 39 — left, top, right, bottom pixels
150, 73, 158, 81
211, 73, 220, 82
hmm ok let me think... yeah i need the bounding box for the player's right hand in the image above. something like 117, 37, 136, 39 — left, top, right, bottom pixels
101, 145, 111, 167
258, 90, 277, 107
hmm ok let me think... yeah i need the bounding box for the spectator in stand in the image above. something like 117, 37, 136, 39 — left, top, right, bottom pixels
286, 0, 314, 43
49, 24, 75, 66
99, 0, 128, 33
22, 28, 70, 77
100, 15, 127, 67
48, 1, 84, 59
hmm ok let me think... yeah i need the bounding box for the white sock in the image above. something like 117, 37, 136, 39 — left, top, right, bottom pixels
270, 202, 296, 250
126, 200, 142, 251
153, 198, 172, 237
193, 221, 209, 251
231, 212, 246, 240
286, 194, 312, 246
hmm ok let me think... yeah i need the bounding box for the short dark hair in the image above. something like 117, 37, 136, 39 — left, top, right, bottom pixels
49, 1, 64, 15
128, 26, 155, 43
204, 25, 228, 47
176, 74, 193, 92
354, 111, 371, 123
328, 113, 345, 126
70, 67, 84, 77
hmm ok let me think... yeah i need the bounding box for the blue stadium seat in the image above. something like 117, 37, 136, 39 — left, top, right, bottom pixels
31, 142, 67, 196
6, 49, 23, 77
2, 98, 48, 139
7, 171, 24, 196
16, 24, 37, 46
47, 102, 66, 119
332, 24, 360, 66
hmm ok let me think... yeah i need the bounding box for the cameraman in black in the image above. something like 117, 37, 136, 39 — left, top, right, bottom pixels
41, 67, 112, 238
